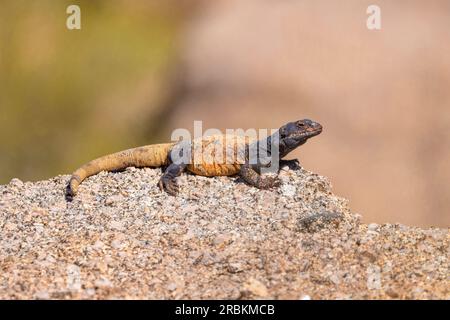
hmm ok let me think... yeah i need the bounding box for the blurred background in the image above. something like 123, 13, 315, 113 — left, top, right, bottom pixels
1, 0, 449, 227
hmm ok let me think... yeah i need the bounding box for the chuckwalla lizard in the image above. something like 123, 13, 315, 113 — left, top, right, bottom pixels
66, 119, 322, 199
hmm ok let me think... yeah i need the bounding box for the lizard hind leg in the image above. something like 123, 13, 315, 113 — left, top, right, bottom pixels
239, 163, 281, 189
158, 163, 187, 196
65, 174, 82, 201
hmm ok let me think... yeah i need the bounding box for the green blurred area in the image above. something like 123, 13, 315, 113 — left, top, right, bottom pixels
0, 0, 183, 183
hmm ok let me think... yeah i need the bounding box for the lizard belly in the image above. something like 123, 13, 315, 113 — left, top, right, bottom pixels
186, 134, 253, 176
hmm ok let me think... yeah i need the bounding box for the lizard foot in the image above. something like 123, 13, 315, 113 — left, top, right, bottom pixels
158, 177, 179, 196
280, 159, 301, 170
65, 189, 74, 202
258, 176, 282, 190
65, 183, 76, 202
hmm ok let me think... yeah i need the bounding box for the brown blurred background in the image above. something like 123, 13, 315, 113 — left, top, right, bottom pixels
1, 0, 449, 227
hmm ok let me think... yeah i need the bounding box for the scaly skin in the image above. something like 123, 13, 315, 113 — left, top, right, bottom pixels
66, 119, 322, 199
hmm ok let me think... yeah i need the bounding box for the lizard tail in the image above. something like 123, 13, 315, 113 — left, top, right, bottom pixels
66, 143, 175, 199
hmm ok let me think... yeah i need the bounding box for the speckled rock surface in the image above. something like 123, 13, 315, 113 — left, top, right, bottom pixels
0, 165, 448, 299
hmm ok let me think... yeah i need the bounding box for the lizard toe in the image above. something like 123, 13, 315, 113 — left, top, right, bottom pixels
166, 181, 179, 196
158, 177, 179, 196
271, 177, 282, 188
157, 178, 165, 191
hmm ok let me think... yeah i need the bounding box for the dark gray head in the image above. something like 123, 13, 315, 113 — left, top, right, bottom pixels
277, 119, 322, 157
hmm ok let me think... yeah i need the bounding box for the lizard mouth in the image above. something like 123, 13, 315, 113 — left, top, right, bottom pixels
307, 126, 322, 137
301, 124, 322, 139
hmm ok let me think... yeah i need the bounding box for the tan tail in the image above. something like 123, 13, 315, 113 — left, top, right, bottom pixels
66, 143, 175, 198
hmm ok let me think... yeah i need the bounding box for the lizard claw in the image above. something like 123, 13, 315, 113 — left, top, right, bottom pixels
158, 177, 179, 196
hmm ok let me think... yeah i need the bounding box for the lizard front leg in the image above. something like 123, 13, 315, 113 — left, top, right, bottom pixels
239, 163, 281, 189
158, 163, 187, 196
279, 158, 301, 170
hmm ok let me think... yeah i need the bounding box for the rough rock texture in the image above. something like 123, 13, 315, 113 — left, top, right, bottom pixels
0, 165, 448, 299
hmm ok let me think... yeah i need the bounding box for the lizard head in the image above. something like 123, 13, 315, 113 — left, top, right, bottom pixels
277, 119, 322, 156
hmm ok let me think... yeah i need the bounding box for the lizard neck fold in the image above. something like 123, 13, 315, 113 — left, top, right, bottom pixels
260, 129, 313, 159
